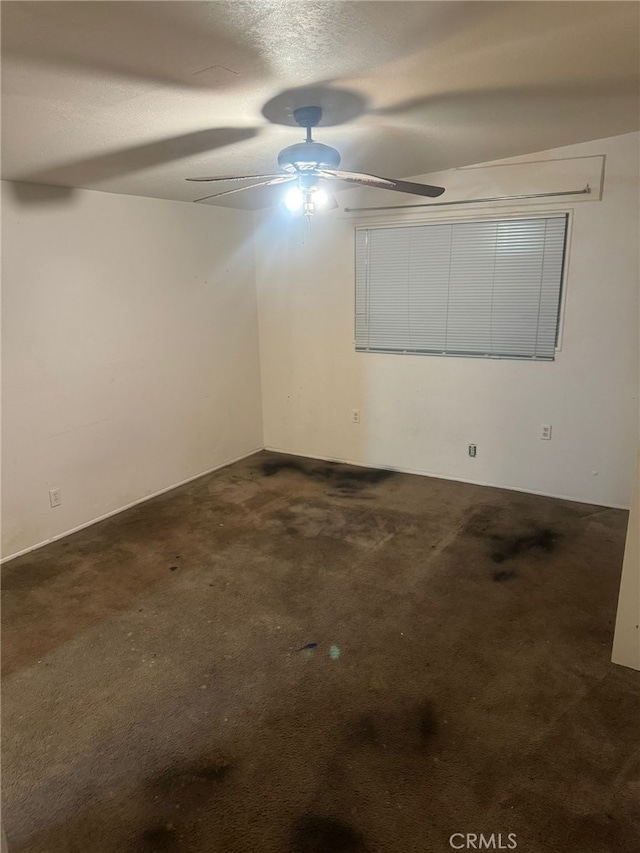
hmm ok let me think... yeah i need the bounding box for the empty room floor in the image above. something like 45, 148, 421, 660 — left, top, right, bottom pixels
2, 451, 638, 853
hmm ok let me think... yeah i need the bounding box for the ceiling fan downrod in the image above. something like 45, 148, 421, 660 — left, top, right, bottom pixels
292, 105, 323, 142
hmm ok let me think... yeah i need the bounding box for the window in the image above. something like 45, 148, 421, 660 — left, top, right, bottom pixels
355, 214, 568, 360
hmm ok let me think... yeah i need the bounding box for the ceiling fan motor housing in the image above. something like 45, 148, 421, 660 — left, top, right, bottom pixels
277, 141, 341, 173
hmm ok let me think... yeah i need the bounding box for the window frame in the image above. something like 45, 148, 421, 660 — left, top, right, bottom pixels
353, 208, 573, 359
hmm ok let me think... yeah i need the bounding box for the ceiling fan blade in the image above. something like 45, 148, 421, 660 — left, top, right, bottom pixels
318, 169, 445, 198
194, 175, 296, 203
186, 174, 284, 183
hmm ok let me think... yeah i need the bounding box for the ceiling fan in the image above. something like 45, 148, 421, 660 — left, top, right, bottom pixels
186, 106, 445, 216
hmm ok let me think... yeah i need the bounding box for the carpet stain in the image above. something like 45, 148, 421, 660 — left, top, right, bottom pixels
135, 760, 234, 851
490, 528, 558, 564
417, 701, 438, 741
155, 759, 233, 793
269, 501, 400, 550
346, 713, 379, 746
140, 825, 179, 851
290, 814, 367, 853
345, 701, 437, 751
462, 505, 502, 536
1, 563, 65, 592
462, 507, 559, 565
327, 491, 376, 500
261, 459, 394, 494
492, 569, 517, 582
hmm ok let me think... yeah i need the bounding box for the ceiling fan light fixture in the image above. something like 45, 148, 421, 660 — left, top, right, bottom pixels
284, 185, 304, 211
311, 187, 330, 208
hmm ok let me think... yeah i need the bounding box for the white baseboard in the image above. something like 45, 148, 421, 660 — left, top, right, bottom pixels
1, 447, 264, 564
263, 445, 627, 510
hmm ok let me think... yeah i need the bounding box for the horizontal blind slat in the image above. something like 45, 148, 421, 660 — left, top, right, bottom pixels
355, 215, 567, 359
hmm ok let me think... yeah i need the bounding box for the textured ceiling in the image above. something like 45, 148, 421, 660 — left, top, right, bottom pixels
1, 1, 639, 209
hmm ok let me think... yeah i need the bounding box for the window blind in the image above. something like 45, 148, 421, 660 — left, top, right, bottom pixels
355, 215, 567, 360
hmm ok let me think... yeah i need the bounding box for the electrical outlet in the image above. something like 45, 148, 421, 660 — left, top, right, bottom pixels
540, 424, 552, 440
468, 444, 477, 458
49, 488, 61, 508
352, 409, 360, 424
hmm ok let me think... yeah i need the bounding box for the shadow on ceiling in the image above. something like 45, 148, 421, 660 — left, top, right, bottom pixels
9, 128, 260, 206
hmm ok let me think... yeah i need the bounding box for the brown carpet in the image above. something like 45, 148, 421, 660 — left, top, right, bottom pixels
2, 451, 638, 853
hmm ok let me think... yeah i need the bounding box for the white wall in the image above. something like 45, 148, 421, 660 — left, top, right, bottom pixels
1, 183, 263, 558
256, 132, 639, 508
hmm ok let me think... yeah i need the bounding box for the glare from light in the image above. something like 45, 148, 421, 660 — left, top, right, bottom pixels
284, 186, 304, 211
313, 188, 329, 208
